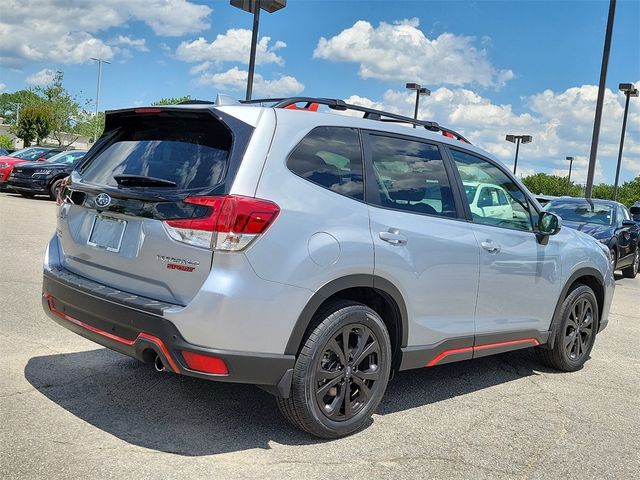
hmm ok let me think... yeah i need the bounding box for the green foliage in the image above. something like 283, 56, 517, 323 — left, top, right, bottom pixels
0, 90, 41, 124
14, 103, 53, 146
73, 111, 105, 140
523, 173, 640, 208
522, 173, 582, 197
34, 71, 84, 147
0, 134, 12, 150
152, 95, 192, 106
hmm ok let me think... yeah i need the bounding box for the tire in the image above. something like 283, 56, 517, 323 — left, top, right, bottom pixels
621, 247, 639, 279
537, 284, 598, 372
49, 178, 63, 200
277, 300, 392, 438
609, 248, 617, 272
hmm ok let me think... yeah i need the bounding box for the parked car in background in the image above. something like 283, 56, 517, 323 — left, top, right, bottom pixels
0, 147, 65, 189
631, 202, 640, 224
0, 148, 8, 156
8, 150, 87, 199
545, 197, 640, 278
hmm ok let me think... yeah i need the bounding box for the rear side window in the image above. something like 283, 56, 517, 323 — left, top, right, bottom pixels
368, 135, 456, 218
80, 113, 232, 190
287, 126, 364, 201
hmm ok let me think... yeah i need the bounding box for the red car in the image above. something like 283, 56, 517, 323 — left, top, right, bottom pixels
0, 147, 65, 188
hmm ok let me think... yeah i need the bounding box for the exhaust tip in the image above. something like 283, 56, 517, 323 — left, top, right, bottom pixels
154, 355, 166, 372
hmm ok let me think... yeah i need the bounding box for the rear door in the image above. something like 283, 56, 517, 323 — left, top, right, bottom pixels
57, 107, 254, 305
364, 132, 479, 353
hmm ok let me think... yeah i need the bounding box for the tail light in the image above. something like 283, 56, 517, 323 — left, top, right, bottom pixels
163, 195, 280, 251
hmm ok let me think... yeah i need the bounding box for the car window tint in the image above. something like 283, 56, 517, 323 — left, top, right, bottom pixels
450, 149, 534, 231
287, 126, 363, 201
368, 135, 456, 218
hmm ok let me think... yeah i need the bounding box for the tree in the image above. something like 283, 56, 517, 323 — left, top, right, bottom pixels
13, 104, 52, 147
34, 71, 83, 147
152, 95, 192, 106
522, 173, 582, 197
0, 90, 40, 124
617, 176, 640, 208
0, 134, 12, 150
73, 111, 105, 141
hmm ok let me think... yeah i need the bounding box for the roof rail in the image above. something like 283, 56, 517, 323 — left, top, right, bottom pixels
240, 96, 471, 143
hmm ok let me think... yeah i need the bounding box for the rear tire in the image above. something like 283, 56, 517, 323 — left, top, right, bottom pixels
537, 284, 598, 372
621, 247, 639, 279
277, 300, 391, 438
49, 178, 63, 200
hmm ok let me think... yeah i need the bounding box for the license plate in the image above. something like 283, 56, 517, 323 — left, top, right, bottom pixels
87, 215, 127, 252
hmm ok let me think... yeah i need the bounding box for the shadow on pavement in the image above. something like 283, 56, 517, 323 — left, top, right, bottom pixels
25, 347, 548, 455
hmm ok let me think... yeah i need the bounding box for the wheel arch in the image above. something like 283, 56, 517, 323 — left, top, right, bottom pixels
284, 274, 408, 369
547, 267, 605, 348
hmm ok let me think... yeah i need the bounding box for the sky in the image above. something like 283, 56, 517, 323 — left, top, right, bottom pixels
0, 0, 639, 184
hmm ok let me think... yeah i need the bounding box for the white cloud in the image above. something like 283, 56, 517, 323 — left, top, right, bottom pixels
196, 67, 304, 97
344, 82, 640, 183
176, 29, 286, 66
314, 18, 513, 88
108, 35, 149, 52
0, 0, 211, 66
0, 83, 6, 92
25, 68, 57, 85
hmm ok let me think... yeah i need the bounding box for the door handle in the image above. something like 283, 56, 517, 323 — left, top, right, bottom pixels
379, 229, 407, 246
481, 241, 500, 254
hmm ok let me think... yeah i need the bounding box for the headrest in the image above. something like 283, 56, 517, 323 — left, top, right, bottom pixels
387, 172, 427, 202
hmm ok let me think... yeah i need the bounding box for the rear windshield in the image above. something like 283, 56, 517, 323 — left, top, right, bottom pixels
80, 113, 232, 190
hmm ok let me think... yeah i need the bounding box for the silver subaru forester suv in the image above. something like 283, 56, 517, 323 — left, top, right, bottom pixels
43, 97, 614, 438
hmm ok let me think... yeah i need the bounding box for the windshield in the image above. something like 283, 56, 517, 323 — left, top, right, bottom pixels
8, 147, 48, 160
545, 201, 614, 226
44, 151, 86, 165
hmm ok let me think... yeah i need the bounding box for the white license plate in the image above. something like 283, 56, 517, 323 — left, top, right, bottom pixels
87, 215, 127, 252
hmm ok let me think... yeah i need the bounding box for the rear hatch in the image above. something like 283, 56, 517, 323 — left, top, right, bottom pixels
56, 106, 254, 305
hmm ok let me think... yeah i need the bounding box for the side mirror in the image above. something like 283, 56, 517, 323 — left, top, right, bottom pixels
538, 212, 561, 236
622, 219, 636, 227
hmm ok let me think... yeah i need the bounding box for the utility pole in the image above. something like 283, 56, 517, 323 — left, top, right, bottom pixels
613, 83, 638, 201
90, 57, 110, 141
585, 0, 616, 198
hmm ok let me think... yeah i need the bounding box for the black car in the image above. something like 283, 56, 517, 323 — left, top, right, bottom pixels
8, 150, 87, 199
631, 202, 640, 224
545, 197, 639, 278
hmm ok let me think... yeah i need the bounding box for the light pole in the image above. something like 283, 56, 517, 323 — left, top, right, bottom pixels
90, 57, 110, 141
585, 0, 616, 198
230, 0, 287, 101
613, 83, 639, 201
566, 156, 574, 194
505, 134, 532, 175
405, 83, 431, 128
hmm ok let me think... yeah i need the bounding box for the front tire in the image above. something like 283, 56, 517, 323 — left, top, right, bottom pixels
277, 300, 391, 438
49, 178, 63, 200
537, 284, 598, 372
621, 247, 639, 279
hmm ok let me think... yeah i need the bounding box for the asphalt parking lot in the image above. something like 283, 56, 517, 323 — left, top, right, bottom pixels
1, 192, 638, 480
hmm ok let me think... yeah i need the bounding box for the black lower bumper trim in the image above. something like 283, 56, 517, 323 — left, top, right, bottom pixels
42, 268, 295, 396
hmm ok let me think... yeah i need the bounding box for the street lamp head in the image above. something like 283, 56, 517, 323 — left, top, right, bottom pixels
566, 156, 574, 161
619, 83, 635, 92
505, 135, 516, 143
405, 82, 420, 90
230, 0, 286, 13
418, 87, 431, 96
521, 135, 533, 144
630, 88, 639, 98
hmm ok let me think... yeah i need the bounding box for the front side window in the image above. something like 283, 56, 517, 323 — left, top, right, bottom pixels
450, 149, 534, 231
287, 126, 363, 200
368, 135, 456, 218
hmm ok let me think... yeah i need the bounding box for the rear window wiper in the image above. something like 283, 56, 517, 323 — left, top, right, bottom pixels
113, 175, 177, 188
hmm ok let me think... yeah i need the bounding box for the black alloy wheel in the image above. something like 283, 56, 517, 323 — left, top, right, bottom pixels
564, 297, 594, 363
314, 324, 381, 421
277, 301, 391, 438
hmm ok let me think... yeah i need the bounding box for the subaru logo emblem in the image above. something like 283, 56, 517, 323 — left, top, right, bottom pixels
95, 193, 111, 208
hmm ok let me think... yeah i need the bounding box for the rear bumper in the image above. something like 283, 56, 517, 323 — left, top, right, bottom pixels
42, 267, 295, 396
